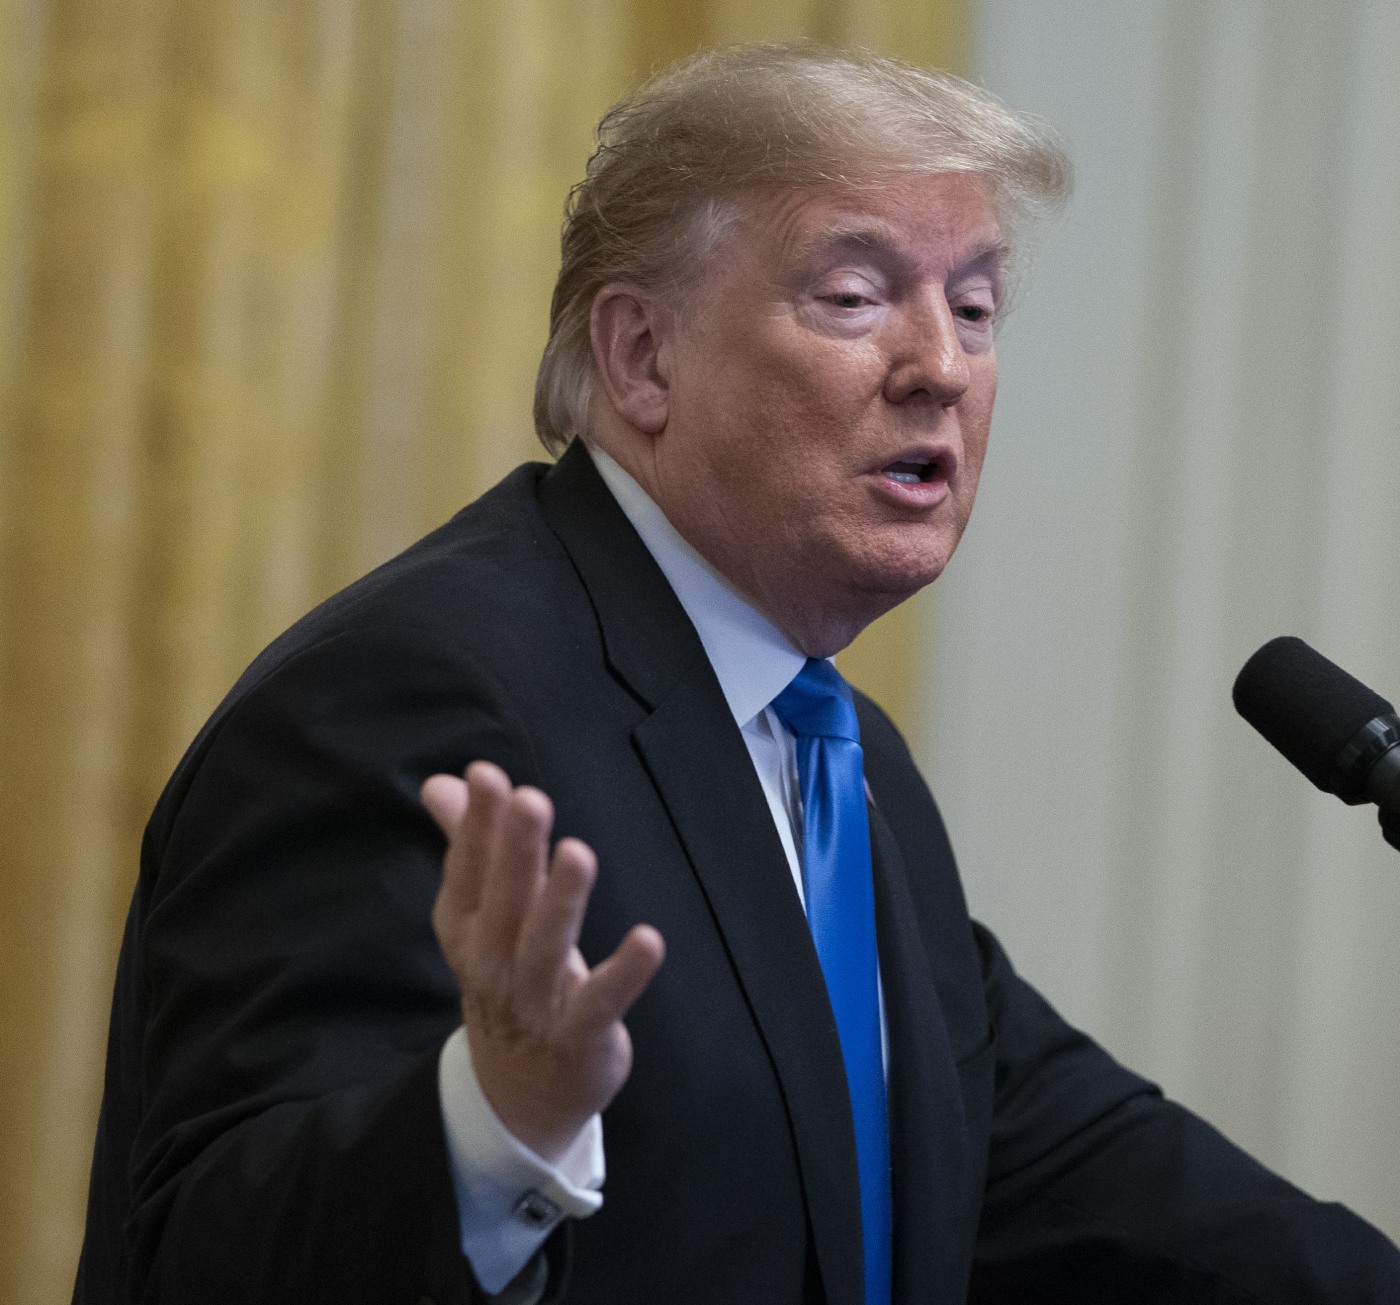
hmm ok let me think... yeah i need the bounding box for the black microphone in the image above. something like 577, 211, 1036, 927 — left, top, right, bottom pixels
1233, 636, 1400, 850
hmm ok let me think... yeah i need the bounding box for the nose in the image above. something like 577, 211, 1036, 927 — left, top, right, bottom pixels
882, 294, 971, 407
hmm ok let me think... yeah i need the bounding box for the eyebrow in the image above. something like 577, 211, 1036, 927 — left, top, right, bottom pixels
791, 225, 1010, 279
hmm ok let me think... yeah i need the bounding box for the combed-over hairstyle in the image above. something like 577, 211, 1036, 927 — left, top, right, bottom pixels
533, 43, 1070, 454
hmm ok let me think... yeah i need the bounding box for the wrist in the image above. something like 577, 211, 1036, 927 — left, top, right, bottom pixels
467, 1032, 593, 1165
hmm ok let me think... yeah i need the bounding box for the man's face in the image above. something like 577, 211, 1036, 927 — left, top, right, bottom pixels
647, 171, 1003, 655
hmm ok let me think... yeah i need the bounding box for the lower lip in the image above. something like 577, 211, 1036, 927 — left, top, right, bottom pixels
873, 471, 952, 508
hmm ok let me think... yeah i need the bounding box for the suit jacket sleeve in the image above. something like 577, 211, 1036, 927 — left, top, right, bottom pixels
75, 623, 564, 1305
856, 694, 1400, 1305
970, 921, 1400, 1303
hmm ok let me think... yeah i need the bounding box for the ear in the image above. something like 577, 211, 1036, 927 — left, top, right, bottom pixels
589, 284, 671, 436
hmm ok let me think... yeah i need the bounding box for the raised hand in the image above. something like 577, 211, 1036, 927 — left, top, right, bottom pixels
421, 761, 665, 1163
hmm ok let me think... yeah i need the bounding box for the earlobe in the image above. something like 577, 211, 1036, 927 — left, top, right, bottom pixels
590, 286, 670, 436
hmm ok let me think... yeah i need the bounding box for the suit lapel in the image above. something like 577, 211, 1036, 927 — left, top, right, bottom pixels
536, 442, 704, 708
868, 800, 973, 1305
634, 689, 865, 1305
539, 444, 865, 1305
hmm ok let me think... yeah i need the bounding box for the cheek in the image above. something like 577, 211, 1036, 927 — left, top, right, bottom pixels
961, 368, 997, 472
963, 423, 991, 487
696, 386, 815, 487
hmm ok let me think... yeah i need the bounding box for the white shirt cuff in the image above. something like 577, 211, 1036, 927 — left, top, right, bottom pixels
438, 1026, 605, 1294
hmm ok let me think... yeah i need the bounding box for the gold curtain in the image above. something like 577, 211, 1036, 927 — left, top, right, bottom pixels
0, 2, 973, 1299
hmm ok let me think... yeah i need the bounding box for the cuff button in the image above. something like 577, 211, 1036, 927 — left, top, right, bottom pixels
513, 1190, 562, 1228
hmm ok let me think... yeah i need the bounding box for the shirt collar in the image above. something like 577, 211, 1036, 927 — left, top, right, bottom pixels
588, 444, 806, 730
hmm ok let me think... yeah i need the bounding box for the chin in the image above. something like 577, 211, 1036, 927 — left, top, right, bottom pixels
782, 539, 951, 650
819, 565, 941, 647
862, 519, 960, 580
856, 547, 950, 602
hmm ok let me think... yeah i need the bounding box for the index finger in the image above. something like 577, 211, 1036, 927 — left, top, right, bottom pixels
430, 760, 513, 915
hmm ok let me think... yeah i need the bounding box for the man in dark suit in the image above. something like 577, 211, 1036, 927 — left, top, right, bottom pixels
75, 44, 1400, 1305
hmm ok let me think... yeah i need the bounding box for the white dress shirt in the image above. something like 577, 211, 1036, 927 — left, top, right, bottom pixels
439, 446, 873, 1294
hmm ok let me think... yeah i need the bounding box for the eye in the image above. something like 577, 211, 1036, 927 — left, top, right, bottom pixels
820, 291, 871, 309
948, 273, 1000, 328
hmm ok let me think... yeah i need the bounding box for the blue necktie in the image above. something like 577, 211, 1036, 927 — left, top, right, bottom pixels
773, 658, 890, 1305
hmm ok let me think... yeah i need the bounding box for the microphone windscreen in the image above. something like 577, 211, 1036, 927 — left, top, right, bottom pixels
1232, 636, 1395, 796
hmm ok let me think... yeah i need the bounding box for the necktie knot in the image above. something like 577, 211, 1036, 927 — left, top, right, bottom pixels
772, 658, 860, 743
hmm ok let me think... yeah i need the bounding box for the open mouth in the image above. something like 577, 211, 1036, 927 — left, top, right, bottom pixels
881, 453, 949, 485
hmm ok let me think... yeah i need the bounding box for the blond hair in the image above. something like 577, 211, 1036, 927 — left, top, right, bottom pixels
534, 43, 1070, 454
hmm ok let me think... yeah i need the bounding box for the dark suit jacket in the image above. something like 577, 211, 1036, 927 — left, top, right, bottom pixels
75, 443, 1400, 1304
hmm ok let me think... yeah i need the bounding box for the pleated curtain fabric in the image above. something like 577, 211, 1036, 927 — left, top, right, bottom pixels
0, 2, 973, 1301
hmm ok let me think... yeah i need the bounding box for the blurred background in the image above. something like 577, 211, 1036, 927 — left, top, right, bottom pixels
922, 0, 1400, 1262
0, 0, 1395, 1300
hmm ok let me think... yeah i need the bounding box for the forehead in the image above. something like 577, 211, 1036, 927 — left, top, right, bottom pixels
730, 172, 1006, 278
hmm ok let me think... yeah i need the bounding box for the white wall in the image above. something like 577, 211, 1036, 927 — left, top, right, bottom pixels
916, 0, 1400, 1239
